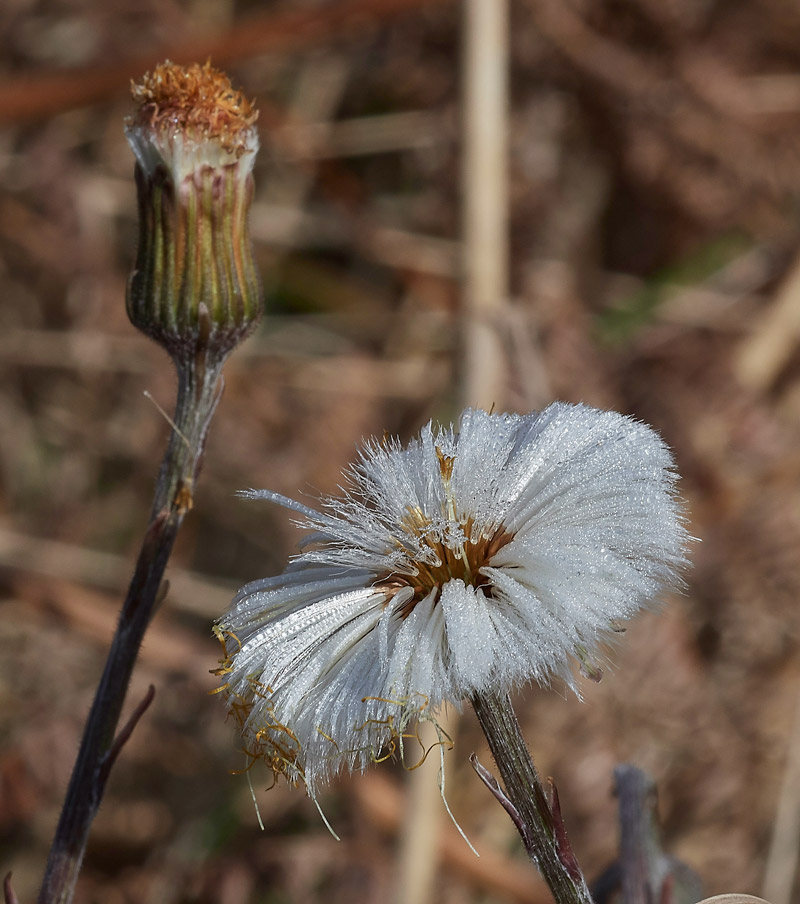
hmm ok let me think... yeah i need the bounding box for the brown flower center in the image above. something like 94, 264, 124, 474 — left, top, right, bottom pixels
131, 60, 258, 154
380, 515, 514, 619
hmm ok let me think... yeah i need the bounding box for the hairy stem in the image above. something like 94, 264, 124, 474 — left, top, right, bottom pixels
38, 354, 223, 904
471, 689, 594, 904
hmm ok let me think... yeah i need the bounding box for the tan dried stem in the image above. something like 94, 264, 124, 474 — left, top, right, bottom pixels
460, 0, 509, 411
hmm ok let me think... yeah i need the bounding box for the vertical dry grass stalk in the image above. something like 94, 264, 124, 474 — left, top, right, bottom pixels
461, 0, 509, 411
761, 685, 800, 904
461, 3, 593, 900
394, 719, 451, 904
398, 3, 510, 901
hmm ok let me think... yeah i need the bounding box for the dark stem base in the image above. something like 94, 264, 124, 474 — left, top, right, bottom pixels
37, 358, 224, 904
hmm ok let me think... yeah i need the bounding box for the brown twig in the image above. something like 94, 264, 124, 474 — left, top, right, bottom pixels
736, 250, 800, 392
0, 0, 455, 126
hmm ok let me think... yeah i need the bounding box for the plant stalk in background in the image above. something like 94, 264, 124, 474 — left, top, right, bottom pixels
34, 61, 262, 904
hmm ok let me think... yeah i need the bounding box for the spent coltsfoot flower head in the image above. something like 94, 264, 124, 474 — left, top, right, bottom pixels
125, 60, 261, 365
216, 403, 688, 793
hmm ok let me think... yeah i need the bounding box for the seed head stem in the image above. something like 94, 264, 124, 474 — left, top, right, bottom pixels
470, 689, 595, 904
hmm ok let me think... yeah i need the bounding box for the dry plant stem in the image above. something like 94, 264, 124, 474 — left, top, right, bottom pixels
4, 873, 19, 904
761, 681, 800, 904
461, 0, 508, 410
395, 717, 449, 904
471, 689, 594, 904
38, 356, 224, 904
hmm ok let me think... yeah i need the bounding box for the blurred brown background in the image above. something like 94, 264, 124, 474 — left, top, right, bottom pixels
3, 0, 800, 901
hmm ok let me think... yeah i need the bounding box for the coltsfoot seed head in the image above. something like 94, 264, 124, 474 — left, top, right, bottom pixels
216, 404, 689, 794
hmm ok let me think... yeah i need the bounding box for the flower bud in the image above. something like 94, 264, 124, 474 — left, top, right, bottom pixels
125, 60, 262, 365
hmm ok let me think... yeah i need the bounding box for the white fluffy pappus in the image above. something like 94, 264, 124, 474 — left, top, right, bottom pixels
215, 403, 688, 794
